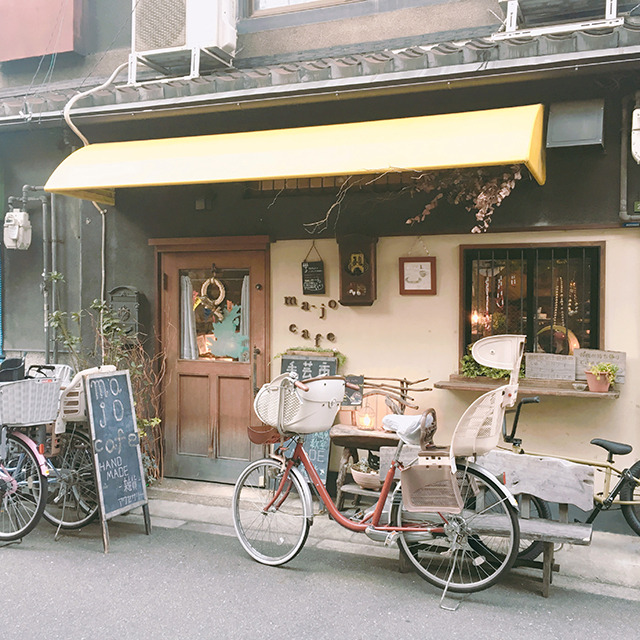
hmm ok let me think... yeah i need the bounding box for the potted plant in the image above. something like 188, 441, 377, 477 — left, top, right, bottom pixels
585, 362, 619, 392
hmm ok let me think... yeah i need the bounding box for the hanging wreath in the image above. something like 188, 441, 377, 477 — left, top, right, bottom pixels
199, 277, 226, 322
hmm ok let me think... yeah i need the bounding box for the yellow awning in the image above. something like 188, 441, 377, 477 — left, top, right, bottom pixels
44, 104, 545, 206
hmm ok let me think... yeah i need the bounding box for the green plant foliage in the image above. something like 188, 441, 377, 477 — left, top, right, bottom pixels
586, 362, 619, 385
51, 298, 166, 485
459, 345, 525, 380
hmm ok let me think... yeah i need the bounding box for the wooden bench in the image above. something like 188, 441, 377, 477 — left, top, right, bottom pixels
478, 449, 595, 597
378, 446, 594, 597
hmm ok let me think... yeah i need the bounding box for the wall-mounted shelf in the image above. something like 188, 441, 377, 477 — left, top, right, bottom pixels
434, 375, 620, 399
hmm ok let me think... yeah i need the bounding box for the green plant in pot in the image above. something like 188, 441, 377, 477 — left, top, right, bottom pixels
585, 362, 618, 392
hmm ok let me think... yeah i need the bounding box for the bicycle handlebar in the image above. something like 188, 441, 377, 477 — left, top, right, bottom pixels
502, 395, 540, 444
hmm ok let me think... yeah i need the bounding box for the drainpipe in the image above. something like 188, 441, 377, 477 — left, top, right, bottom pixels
50, 193, 59, 362
623, 92, 640, 224
20, 185, 52, 363
0, 236, 3, 361
40, 195, 51, 364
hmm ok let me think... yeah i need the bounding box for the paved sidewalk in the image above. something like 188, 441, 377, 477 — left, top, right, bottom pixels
142, 478, 640, 595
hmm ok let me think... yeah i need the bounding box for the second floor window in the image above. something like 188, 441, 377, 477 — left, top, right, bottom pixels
462, 245, 602, 355
252, 0, 354, 15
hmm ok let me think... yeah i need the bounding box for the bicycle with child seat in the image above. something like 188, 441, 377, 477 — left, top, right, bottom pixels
232, 335, 528, 595
0, 364, 108, 542
0, 376, 60, 542
501, 395, 640, 538
27, 364, 105, 531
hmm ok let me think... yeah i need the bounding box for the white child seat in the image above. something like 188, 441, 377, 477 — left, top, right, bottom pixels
254, 373, 345, 435
399, 334, 525, 513
55, 365, 117, 433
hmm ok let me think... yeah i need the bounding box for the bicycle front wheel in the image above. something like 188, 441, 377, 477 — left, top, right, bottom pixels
232, 458, 310, 566
392, 464, 519, 593
0, 433, 48, 541
620, 460, 640, 536
43, 429, 99, 529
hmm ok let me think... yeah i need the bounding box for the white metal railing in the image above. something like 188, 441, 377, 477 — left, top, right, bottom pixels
492, 0, 624, 41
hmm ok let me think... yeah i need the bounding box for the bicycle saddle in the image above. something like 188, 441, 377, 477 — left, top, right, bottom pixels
382, 410, 435, 447
590, 438, 632, 456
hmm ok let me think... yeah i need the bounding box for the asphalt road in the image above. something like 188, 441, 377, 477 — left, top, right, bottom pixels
2, 519, 638, 640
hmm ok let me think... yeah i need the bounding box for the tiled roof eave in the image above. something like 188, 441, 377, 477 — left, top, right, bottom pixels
2, 26, 640, 128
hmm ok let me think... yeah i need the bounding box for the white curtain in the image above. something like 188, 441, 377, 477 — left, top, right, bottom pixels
240, 275, 250, 338
180, 275, 198, 359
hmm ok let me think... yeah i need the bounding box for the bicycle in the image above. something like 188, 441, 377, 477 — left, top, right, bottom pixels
501, 395, 640, 538
233, 335, 526, 597
0, 376, 61, 542
27, 364, 114, 530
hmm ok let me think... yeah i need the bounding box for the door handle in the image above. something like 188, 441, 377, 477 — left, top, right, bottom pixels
252, 346, 261, 396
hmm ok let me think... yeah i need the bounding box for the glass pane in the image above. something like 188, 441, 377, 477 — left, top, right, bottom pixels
532, 249, 593, 355
180, 268, 250, 362
465, 247, 598, 354
469, 253, 510, 343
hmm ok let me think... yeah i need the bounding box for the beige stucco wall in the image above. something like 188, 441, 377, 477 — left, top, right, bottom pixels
270, 228, 640, 469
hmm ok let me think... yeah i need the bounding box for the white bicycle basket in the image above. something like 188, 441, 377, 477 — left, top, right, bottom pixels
254, 374, 345, 435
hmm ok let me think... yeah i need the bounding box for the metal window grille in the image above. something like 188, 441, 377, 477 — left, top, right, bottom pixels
463, 246, 600, 354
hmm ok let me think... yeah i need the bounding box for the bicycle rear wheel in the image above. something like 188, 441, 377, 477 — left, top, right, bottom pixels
232, 458, 311, 566
620, 460, 640, 536
0, 433, 48, 541
392, 464, 519, 593
43, 429, 99, 529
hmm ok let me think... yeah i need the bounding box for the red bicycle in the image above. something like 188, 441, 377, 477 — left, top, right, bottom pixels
232, 335, 525, 595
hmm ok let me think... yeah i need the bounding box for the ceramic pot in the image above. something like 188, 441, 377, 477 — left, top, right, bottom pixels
585, 371, 610, 393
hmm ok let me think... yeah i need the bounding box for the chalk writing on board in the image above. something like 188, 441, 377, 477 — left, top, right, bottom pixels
525, 354, 576, 381
574, 349, 626, 383
281, 354, 337, 380
302, 261, 325, 295
280, 354, 336, 484
85, 371, 148, 520
343, 375, 364, 406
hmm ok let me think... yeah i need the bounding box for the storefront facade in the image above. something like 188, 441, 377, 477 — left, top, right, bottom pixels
1, 1, 639, 491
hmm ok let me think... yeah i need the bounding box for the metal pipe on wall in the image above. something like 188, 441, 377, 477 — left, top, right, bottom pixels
620, 92, 640, 224
20, 185, 52, 363
40, 196, 51, 364
50, 193, 59, 362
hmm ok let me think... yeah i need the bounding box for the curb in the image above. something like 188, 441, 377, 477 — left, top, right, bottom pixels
144, 480, 640, 594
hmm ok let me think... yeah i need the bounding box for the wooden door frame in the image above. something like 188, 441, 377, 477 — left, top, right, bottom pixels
149, 235, 271, 475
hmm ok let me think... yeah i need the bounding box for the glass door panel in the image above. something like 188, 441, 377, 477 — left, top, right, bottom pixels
180, 268, 250, 363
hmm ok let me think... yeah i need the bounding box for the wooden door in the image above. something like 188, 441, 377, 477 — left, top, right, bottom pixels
158, 238, 269, 483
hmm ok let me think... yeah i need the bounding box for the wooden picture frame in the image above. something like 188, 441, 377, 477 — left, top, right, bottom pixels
399, 257, 436, 295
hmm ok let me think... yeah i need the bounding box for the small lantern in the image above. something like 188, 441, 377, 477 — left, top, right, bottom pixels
355, 402, 376, 430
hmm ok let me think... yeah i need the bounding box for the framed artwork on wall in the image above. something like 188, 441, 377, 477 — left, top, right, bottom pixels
399, 257, 436, 295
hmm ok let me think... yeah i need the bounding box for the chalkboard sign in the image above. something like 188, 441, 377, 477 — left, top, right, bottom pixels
85, 370, 148, 520
280, 354, 337, 483
302, 260, 325, 295
343, 374, 364, 406
281, 354, 337, 380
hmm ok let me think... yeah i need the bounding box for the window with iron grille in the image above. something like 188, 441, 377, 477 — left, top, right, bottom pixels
462, 245, 601, 355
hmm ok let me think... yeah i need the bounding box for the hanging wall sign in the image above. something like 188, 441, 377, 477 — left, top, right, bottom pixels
301, 242, 326, 295
280, 354, 338, 484
338, 234, 377, 306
